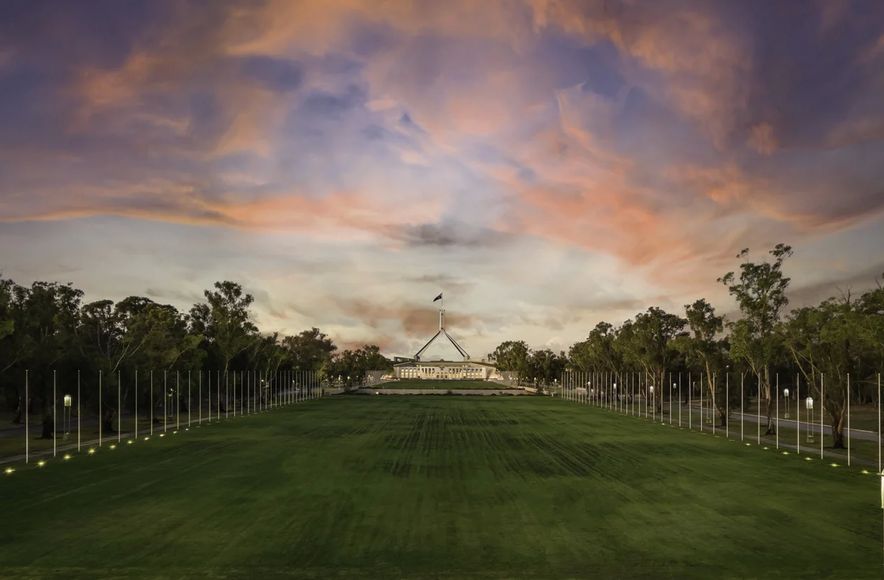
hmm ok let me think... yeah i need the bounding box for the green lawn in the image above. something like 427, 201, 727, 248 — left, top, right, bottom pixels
0, 396, 880, 578
374, 379, 513, 389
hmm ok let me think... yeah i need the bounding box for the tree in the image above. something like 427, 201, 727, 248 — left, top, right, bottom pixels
322, 345, 391, 388
282, 328, 336, 371
526, 349, 567, 392
719, 244, 793, 434
678, 299, 729, 426
615, 307, 686, 409
191, 282, 258, 372
569, 322, 622, 376
488, 340, 530, 382
781, 292, 878, 448
13, 282, 83, 438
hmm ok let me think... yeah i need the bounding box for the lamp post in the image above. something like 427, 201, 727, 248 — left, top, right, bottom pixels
669, 378, 673, 425
650, 385, 655, 422
675, 381, 681, 427
613, 383, 617, 412
806, 396, 814, 443
783, 388, 790, 419
63, 394, 72, 440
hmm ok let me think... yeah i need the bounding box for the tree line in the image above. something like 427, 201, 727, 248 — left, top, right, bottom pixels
0, 279, 391, 436
488, 244, 884, 448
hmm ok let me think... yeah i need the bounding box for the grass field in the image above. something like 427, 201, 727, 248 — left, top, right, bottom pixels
0, 396, 880, 578
374, 379, 514, 389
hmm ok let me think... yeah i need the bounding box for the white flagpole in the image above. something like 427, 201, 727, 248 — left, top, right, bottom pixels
775, 373, 779, 450
847, 373, 850, 467
820, 373, 824, 460
188, 370, 191, 427
756, 373, 760, 446
150, 370, 154, 436
199, 371, 203, 425
740, 373, 744, 442
134, 369, 138, 440
53, 370, 57, 458
99, 370, 103, 447
24, 370, 29, 464
163, 370, 167, 433
688, 372, 692, 430
725, 372, 729, 439
796, 373, 800, 455
878, 373, 881, 474
117, 370, 121, 443
77, 369, 80, 452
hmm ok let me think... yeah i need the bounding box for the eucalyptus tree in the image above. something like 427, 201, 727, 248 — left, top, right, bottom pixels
0, 277, 19, 374
0, 277, 23, 422
678, 299, 730, 425
12, 282, 83, 437
858, 282, 884, 378
719, 244, 793, 434
488, 340, 530, 383
569, 322, 622, 379
322, 345, 391, 388
526, 349, 567, 391
283, 327, 337, 371
190, 282, 258, 372
616, 307, 686, 408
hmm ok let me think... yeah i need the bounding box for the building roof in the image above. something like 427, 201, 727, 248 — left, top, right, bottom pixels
393, 360, 497, 368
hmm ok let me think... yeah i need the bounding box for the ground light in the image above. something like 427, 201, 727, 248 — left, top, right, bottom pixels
37, 460, 46, 467
88, 448, 96, 455
4, 467, 14, 475
63, 454, 72, 460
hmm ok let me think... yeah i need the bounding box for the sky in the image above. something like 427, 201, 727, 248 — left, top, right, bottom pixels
1, 0, 883, 359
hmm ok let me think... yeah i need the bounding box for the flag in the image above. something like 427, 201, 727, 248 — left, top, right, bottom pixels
433, 293, 443, 302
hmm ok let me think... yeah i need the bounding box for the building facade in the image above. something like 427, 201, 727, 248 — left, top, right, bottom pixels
392, 302, 499, 381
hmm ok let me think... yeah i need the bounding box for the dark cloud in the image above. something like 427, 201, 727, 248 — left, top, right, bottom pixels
301, 85, 365, 119
240, 56, 303, 92
788, 263, 884, 308
390, 222, 507, 248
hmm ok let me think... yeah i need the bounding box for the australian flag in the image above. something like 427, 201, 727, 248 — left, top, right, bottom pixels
433, 293, 443, 302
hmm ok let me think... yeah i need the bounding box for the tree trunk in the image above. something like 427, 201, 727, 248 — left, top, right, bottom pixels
763, 367, 776, 435
103, 407, 116, 434
830, 412, 845, 449
11, 396, 22, 424
40, 412, 53, 439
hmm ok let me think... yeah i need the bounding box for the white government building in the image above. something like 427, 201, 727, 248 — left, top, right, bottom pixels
393, 299, 500, 381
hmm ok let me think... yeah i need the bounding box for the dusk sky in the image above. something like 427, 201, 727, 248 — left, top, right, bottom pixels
1, 1, 883, 359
